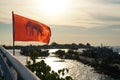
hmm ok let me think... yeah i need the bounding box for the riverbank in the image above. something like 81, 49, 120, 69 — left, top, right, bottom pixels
77, 56, 120, 79
54, 47, 120, 80
53, 46, 120, 79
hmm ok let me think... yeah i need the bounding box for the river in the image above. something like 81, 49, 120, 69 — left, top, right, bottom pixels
7, 49, 119, 80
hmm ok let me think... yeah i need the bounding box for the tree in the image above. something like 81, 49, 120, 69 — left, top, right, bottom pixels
51, 42, 58, 46
27, 60, 73, 80
20, 46, 49, 58
86, 43, 91, 47
29, 50, 39, 64
54, 50, 65, 59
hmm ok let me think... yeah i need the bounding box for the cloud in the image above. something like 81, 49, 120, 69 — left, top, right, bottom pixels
99, 0, 120, 4
106, 25, 120, 32
93, 14, 120, 22
0, 17, 11, 24
51, 24, 85, 29
87, 0, 120, 4
1, 0, 120, 28
108, 25, 120, 29
89, 24, 120, 31
87, 24, 120, 35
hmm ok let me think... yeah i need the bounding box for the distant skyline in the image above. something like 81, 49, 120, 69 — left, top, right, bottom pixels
0, 0, 120, 46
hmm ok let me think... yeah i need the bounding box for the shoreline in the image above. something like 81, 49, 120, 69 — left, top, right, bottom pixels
66, 55, 120, 79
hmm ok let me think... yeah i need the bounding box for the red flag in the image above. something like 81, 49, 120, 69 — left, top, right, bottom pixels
13, 14, 51, 44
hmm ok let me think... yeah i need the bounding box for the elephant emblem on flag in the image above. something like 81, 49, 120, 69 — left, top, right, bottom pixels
25, 21, 43, 36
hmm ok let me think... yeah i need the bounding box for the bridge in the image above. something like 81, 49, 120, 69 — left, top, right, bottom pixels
0, 46, 40, 80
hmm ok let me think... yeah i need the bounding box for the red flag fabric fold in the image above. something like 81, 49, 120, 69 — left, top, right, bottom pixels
13, 14, 51, 44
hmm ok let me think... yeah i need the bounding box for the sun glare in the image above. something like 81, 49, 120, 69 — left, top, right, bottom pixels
41, 0, 68, 16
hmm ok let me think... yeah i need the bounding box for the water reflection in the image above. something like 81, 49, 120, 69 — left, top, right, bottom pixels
36, 54, 65, 72
39, 49, 118, 80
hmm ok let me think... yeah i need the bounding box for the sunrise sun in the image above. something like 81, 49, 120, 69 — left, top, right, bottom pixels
40, 0, 68, 16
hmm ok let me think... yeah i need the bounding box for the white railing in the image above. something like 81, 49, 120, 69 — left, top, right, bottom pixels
0, 46, 40, 80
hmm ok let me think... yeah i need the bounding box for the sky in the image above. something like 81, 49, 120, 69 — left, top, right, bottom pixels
0, 0, 120, 46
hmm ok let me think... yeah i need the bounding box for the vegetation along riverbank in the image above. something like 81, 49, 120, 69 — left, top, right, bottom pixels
53, 46, 120, 79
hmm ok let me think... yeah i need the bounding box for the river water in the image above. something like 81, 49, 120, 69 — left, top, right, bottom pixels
7, 49, 118, 80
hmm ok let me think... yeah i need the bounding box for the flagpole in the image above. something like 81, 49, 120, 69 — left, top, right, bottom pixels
12, 11, 15, 56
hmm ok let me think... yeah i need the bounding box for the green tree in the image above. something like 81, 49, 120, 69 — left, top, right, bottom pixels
29, 50, 39, 64
55, 50, 65, 59
51, 42, 58, 46
26, 60, 73, 80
